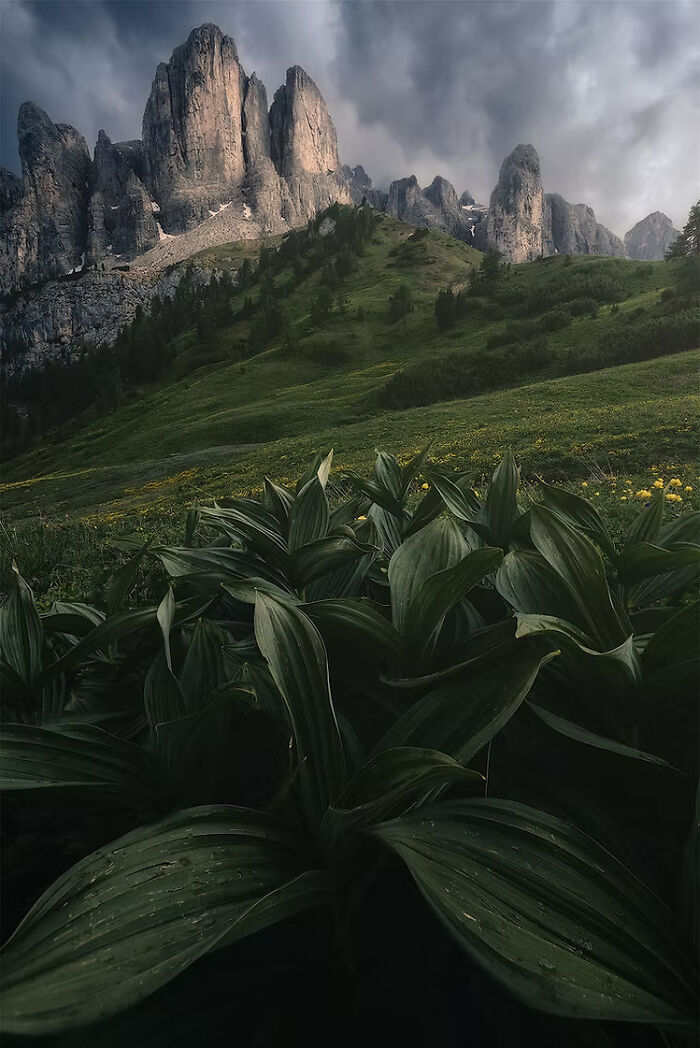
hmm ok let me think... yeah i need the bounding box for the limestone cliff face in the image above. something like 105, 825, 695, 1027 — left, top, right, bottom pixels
0, 102, 91, 292
624, 211, 679, 260
543, 193, 626, 257
482, 144, 544, 261
142, 24, 248, 231
386, 174, 478, 243
342, 164, 387, 210
270, 66, 340, 176
86, 131, 159, 264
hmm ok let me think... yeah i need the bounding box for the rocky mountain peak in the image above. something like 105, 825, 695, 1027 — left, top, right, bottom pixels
624, 211, 679, 260
423, 175, 459, 211
483, 143, 544, 261
142, 22, 247, 230
270, 65, 341, 177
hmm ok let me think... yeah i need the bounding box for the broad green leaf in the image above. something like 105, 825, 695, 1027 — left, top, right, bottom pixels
617, 542, 700, 586
106, 546, 148, 616
529, 704, 675, 770
657, 510, 700, 548
324, 747, 482, 841
157, 586, 175, 669
264, 477, 295, 528
344, 471, 405, 518
254, 593, 346, 828
530, 504, 627, 649
496, 549, 587, 627
0, 723, 161, 795
484, 450, 521, 547
642, 601, 700, 676
155, 546, 287, 590
0, 568, 42, 687
0, 807, 327, 1035
374, 449, 403, 499
539, 482, 616, 560
179, 619, 226, 709
378, 647, 549, 762
374, 799, 696, 1025
625, 490, 664, 549
388, 517, 467, 636
199, 503, 288, 564
400, 443, 433, 497
290, 532, 378, 587
222, 578, 299, 606
288, 476, 330, 551
144, 650, 188, 732
47, 596, 213, 677
408, 547, 503, 657
515, 613, 641, 684
368, 503, 402, 557
302, 598, 403, 661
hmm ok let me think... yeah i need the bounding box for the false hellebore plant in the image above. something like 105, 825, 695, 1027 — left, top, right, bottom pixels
0, 449, 697, 1038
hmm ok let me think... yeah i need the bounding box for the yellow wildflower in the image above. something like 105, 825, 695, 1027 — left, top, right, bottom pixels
685, 486, 693, 492
421, 482, 430, 490
636, 490, 652, 499
594, 492, 600, 496
620, 496, 627, 501
652, 479, 664, 489
356, 515, 367, 521
666, 493, 683, 503
581, 481, 588, 487
669, 478, 682, 487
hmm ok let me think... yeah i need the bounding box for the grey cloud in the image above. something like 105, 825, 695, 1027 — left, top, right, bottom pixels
1, 0, 698, 235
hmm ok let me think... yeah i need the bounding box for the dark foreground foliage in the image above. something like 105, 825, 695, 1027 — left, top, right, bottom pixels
0, 447, 698, 1045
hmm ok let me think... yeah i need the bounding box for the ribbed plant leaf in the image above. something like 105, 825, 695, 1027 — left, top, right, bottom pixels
530, 504, 628, 649
0, 723, 161, 795
302, 598, 403, 661
288, 476, 330, 551
617, 542, 700, 585
642, 600, 700, 676
515, 613, 640, 684
374, 449, 403, 499
323, 747, 482, 845
378, 647, 549, 762
290, 532, 378, 586
144, 650, 188, 732
529, 704, 675, 770
484, 449, 521, 547
374, 799, 696, 1025
0, 807, 327, 1035
106, 545, 148, 616
625, 490, 664, 549
254, 593, 346, 828
538, 482, 616, 560
496, 549, 587, 627
155, 546, 287, 589
388, 517, 468, 636
408, 547, 503, 657
0, 568, 42, 688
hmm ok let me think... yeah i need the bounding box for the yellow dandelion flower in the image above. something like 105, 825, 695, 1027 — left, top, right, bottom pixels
652, 479, 664, 489
421, 482, 430, 490
665, 493, 683, 503
669, 478, 682, 487
581, 481, 588, 487
685, 485, 693, 492
620, 496, 627, 501
636, 490, 652, 499
356, 515, 367, 521
594, 492, 600, 496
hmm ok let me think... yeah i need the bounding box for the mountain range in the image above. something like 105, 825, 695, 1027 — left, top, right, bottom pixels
0, 23, 680, 367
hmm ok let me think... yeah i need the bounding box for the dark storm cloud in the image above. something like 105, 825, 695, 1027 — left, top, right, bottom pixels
1, 1, 697, 234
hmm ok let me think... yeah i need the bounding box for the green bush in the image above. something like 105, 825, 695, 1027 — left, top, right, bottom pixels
1, 448, 697, 1039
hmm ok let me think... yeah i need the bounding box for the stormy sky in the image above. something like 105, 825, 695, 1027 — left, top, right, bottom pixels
1, 1, 698, 235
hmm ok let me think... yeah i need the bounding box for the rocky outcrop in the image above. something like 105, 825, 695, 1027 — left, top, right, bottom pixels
86, 131, 159, 264
142, 24, 248, 232
543, 193, 626, 257
0, 168, 23, 213
624, 211, 679, 261
480, 144, 544, 261
0, 102, 91, 292
386, 174, 480, 243
342, 164, 387, 210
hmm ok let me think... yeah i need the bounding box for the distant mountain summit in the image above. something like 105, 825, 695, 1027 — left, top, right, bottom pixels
624, 211, 679, 260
